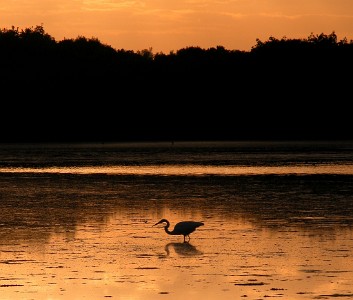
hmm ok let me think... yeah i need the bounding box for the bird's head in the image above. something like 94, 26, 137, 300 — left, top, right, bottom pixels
153, 219, 168, 227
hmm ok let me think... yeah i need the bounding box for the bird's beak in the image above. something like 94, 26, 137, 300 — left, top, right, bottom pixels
153, 220, 162, 227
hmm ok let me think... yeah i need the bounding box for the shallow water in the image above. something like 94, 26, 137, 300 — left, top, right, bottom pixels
0, 141, 353, 299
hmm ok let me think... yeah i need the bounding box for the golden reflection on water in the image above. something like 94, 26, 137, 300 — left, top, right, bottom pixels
1, 166, 353, 300
1, 164, 353, 175
1, 141, 353, 299
1, 209, 353, 300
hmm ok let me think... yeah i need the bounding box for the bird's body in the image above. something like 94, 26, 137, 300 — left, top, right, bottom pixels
153, 219, 204, 242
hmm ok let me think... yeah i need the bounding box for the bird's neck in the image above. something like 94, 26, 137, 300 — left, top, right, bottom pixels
164, 226, 175, 235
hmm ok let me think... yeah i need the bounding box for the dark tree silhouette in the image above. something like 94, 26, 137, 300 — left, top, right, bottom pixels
0, 25, 352, 142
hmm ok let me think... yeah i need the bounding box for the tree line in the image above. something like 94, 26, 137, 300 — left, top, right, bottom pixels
1, 25, 352, 142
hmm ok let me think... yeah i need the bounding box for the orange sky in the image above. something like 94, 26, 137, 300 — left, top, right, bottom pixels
1, 0, 353, 53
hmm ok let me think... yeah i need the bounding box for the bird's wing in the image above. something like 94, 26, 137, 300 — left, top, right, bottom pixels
174, 221, 204, 234
195, 222, 204, 227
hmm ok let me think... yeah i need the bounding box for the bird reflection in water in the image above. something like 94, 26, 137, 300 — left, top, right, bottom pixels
164, 242, 203, 257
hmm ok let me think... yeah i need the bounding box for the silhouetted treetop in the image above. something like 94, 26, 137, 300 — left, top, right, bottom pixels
1, 24, 352, 60
1, 24, 352, 142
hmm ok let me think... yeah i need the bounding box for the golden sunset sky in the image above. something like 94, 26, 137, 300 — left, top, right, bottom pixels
1, 0, 353, 53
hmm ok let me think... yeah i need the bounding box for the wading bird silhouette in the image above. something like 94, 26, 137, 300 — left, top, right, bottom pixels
153, 219, 204, 243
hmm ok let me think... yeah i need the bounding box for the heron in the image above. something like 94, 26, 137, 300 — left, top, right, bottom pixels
153, 219, 204, 243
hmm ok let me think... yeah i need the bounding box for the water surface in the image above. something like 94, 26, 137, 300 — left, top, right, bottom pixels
0, 141, 353, 299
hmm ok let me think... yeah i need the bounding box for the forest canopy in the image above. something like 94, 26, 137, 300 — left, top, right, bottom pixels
1, 25, 352, 143
1, 24, 352, 57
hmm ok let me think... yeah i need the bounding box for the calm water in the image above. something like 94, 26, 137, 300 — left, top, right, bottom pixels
0, 141, 353, 300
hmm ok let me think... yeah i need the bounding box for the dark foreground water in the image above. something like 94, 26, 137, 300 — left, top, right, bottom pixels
0, 141, 353, 300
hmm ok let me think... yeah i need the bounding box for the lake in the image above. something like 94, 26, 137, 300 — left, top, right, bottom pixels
0, 141, 353, 300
